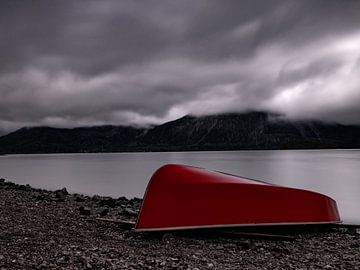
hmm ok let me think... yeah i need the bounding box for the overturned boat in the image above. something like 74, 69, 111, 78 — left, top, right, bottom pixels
135, 164, 340, 231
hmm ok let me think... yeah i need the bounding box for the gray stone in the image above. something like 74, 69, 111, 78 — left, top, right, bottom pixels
98, 198, 116, 208
79, 206, 91, 216
99, 208, 109, 217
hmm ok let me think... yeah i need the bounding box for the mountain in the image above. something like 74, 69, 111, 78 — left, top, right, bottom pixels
137, 111, 360, 151
0, 125, 145, 154
1, 111, 360, 154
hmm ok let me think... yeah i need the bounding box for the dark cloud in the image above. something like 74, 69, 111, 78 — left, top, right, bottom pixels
1, 0, 360, 133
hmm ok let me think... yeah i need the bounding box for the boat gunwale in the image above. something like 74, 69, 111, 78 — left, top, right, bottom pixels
135, 220, 342, 232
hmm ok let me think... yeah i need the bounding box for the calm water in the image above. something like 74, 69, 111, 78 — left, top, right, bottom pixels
0, 150, 359, 224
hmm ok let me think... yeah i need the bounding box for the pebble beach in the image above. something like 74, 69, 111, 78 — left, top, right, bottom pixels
0, 178, 359, 270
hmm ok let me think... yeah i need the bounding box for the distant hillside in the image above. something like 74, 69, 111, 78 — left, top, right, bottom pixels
1, 111, 360, 154
137, 111, 360, 151
0, 126, 145, 154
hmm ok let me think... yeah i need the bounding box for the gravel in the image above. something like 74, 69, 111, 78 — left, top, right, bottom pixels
0, 178, 359, 269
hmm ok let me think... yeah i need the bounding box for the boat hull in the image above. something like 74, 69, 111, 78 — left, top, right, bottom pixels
135, 164, 341, 231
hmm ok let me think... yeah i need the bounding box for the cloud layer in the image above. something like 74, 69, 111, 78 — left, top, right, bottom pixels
1, 0, 360, 133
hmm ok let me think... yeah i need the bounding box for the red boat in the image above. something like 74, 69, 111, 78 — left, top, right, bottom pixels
135, 164, 340, 231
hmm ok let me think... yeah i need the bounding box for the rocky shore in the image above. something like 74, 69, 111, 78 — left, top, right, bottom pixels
1, 178, 359, 270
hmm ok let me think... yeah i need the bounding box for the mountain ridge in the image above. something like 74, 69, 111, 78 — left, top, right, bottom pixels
1, 111, 360, 154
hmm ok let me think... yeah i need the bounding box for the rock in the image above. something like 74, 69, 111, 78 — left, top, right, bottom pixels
75, 195, 86, 202
123, 208, 138, 217
48, 239, 56, 245
4, 181, 15, 187
18, 185, 29, 191
128, 197, 142, 207
133, 197, 142, 202
236, 240, 254, 250
99, 208, 109, 217
0, 178, 5, 183
117, 196, 128, 204
99, 198, 116, 208
55, 187, 69, 198
335, 228, 348, 233
33, 192, 46, 201
91, 195, 101, 201
123, 230, 136, 239
79, 206, 91, 216
162, 233, 174, 242
347, 228, 360, 235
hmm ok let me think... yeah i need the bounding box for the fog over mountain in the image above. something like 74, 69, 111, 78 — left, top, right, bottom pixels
1, 1, 360, 133
1, 111, 360, 154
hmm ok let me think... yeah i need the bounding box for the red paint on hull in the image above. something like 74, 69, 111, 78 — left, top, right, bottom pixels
135, 164, 340, 231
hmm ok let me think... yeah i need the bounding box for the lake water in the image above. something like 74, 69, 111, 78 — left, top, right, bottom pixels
0, 150, 359, 224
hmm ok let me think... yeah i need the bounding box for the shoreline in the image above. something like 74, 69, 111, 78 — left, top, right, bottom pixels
1, 179, 360, 269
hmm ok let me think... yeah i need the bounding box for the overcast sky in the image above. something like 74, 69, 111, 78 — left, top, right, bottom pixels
1, 0, 360, 133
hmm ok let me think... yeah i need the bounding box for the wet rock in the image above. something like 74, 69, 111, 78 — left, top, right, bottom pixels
79, 206, 91, 216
